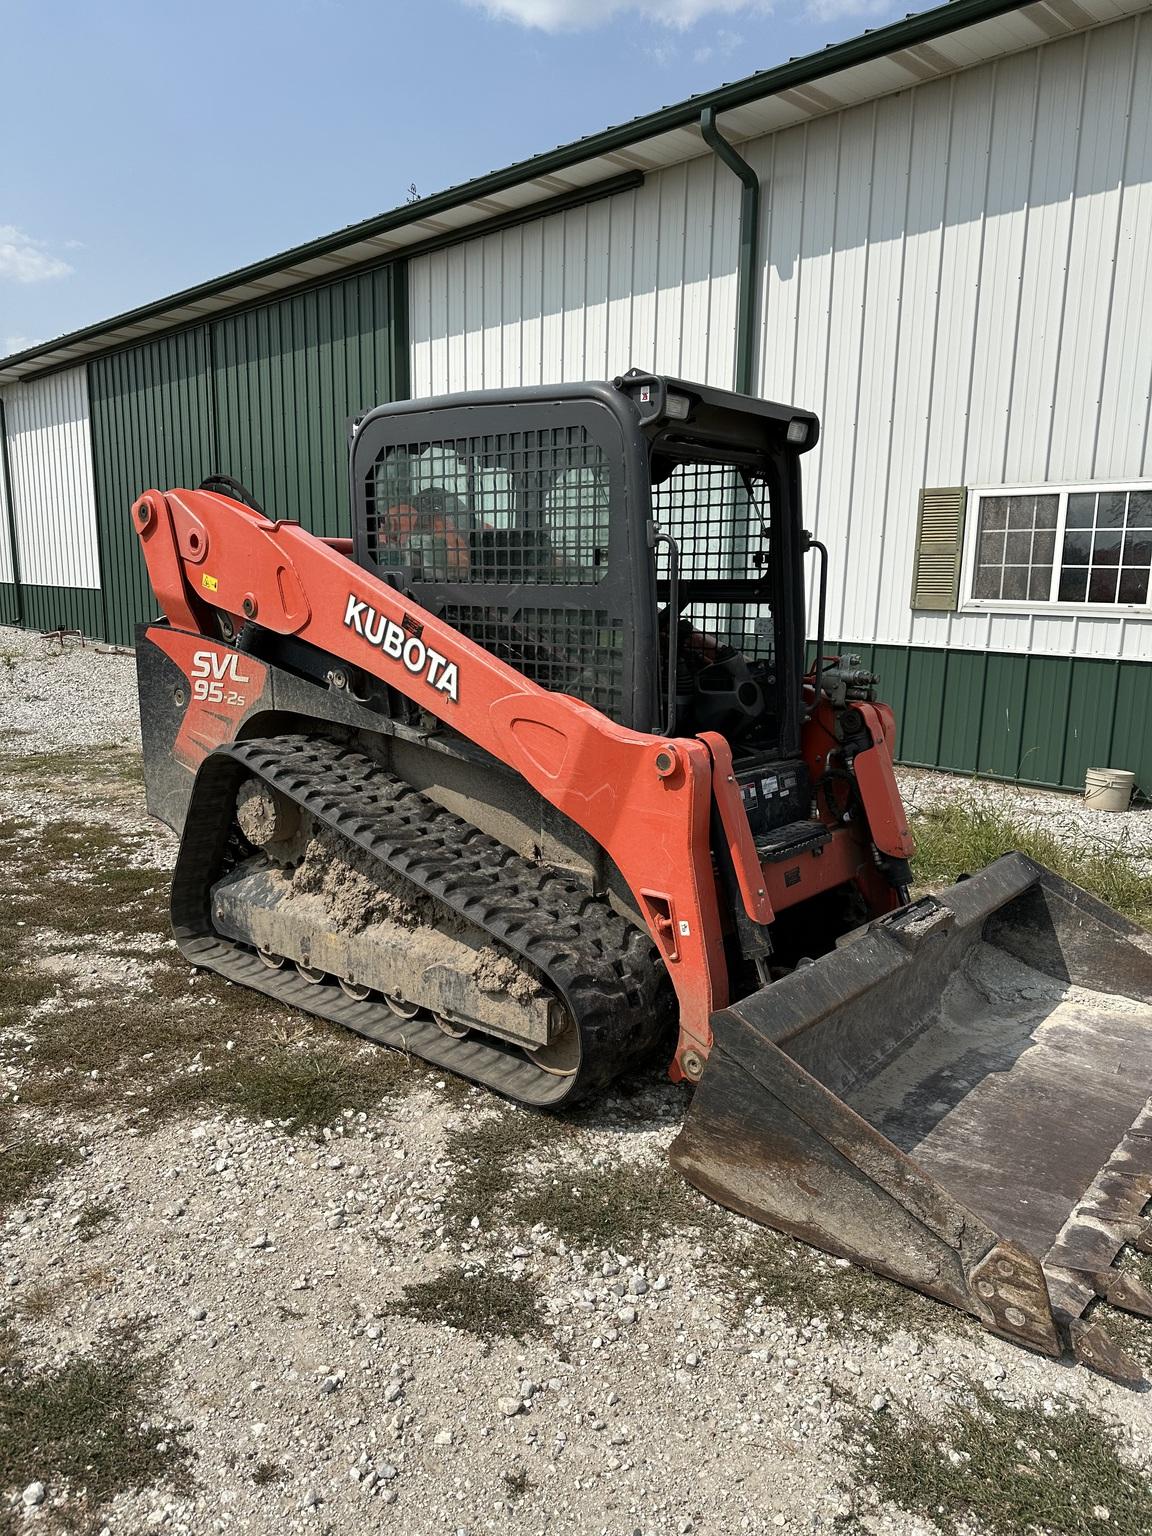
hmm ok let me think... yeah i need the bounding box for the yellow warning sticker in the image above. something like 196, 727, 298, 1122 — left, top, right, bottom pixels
201, 573, 219, 592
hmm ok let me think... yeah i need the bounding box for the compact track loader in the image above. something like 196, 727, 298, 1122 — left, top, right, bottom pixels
134, 373, 1152, 1379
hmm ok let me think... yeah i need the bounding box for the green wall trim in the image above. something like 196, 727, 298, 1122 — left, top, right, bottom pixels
0, 581, 20, 627
834, 640, 1152, 796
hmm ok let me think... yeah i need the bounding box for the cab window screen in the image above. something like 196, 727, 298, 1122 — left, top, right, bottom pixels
652, 460, 774, 661
364, 427, 610, 585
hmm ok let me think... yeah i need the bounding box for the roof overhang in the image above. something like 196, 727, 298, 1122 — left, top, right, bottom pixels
2, 0, 1145, 388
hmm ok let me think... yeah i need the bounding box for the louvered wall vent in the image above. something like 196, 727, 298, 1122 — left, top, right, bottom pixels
911, 487, 967, 611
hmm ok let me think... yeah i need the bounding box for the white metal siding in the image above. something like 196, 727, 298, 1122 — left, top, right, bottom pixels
408, 10, 1152, 664
1, 369, 100, 590
409, 155, 740, 395
0, 433, 14, 585
756, 13, 1152, 662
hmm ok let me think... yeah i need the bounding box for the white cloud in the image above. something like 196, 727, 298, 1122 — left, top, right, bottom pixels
3, 336, 45, 356
465, 0, 767, 31
0, 226, 73, 284
804, 0, 895, 20
694, 26, 743, 61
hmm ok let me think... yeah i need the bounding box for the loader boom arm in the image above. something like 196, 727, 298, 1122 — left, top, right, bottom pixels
135, 484, 735, 1074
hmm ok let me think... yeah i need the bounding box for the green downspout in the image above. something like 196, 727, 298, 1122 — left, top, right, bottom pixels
0, 396, 24, 628
700, 106, 761, 397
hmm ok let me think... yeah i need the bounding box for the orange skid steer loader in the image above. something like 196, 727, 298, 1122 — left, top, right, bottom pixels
132, 373, 1152, 1380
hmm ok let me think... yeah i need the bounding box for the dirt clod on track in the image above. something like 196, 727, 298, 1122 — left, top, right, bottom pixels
2, 626, 1152, 1536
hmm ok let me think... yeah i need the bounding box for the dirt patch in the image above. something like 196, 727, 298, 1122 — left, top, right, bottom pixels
472, 946, 542, 1002
289, 821, 433, 931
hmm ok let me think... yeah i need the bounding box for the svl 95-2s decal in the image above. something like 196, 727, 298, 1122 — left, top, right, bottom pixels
191, 649, 251, 705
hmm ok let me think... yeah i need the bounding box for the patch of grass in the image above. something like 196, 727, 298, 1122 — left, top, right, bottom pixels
441, 1111, 577, 1235
0, 1126, 82, 1219
0, 1317, 192, 1533
508, 1160, 722, 1251
911, 799, 1152, 927
711, 1228, 955, 1341
251, 1461, 288, 1487
502, 1467, 532, 1500
17, 1266, 112, 1322
73, 1200, 117, 1243
851, 1385, 1152, 1536
386, 1264, 544, 1341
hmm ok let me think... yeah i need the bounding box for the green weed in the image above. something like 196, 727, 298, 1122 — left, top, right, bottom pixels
0, 1317, 192, 1533
911, 799, 1152, 927
851, 1385, 1152, 1536
387, 1264, 543, 1341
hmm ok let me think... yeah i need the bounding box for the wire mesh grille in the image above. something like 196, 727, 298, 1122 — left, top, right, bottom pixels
364, 428, 610, 585
440, 604, 625, 719
652, 461, 775, 661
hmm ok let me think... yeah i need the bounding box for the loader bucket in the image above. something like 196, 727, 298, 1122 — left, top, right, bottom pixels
670, 854, 1152, 1380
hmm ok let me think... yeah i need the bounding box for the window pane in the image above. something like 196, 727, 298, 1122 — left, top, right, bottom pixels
1063, 530, 1094, 563
1007, 497, 1034, 530
1033, 496, 1059, 531
1118, 567, 1150, 604
1123, 529, 1152, 567
980, 496, 1008, 530
1033, 530, 1056, 565
1001, 567, 1029, 600
973, 565, 1002, 599
1127, 490, 1152, 528
1028, 568, 1051, 601
1058, 567, 1089, 602
1092, 530, 1123, 566
1089, 566, 1119, 602
979, 529, 1006, 563
1096, 492, 1126, 529
1066, 493, 1096, 529
1005, 531, 1032, 563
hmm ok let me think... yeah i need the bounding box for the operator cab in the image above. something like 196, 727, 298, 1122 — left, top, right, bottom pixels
350, 372, 820, 836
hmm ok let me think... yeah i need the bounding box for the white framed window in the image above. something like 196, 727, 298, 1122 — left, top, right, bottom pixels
962, 481, 1152, 613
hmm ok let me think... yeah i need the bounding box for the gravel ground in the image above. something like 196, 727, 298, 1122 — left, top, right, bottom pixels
2, 626, 1151, 1536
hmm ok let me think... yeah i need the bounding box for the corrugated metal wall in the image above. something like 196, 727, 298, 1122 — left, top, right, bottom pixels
408, 11, 1152, 670
87, 264, 405, 645
0, 403, 17, 624
752, 12, 1152, 664
408, 156, 740, 395
0, 368, 104, 636
213, 267, 403, 537
833, 639, 1152, 795
89, 327, 215, 648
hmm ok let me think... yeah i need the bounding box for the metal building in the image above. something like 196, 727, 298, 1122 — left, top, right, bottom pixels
2, 0, 1150, 792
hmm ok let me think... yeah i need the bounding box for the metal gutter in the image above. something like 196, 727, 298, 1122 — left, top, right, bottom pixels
0, 397, 24, 626
0, 0, 1032, 384
700, 108, 760, 396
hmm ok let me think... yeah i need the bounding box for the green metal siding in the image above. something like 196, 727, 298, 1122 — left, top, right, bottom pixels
90, 326, 215, 646
847, 642, 1152, 797
87, 263, 406, 646
0, 582, 19, 626
212, 266, 405, 536
16, 585, 105, 638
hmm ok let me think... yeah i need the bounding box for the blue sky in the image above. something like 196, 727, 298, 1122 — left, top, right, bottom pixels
0, 0, 913, 358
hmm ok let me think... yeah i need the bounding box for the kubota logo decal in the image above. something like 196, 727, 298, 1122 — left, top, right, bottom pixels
343, 594, 459, 703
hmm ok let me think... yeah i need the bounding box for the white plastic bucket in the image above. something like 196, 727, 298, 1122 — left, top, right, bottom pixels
1084, 766, 1136, 812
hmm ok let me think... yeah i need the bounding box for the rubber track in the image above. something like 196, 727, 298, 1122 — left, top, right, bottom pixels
171, 734, 674, 1106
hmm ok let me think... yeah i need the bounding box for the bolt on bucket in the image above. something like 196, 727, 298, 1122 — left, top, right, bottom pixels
670, 853, 1152, 1381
